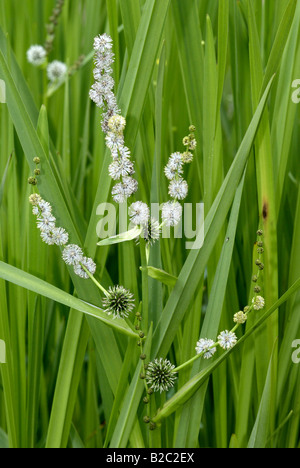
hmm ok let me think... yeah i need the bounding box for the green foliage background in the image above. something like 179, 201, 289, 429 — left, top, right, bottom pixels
0, 0, 300, 448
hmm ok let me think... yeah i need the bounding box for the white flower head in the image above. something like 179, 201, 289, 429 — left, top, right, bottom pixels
218, 330, 237, 350
168, 152, 183, 171
40, 230, 55, 245
105, 132, 124, 153
164, 162, 183, 181
74, 257, 96, 279
96, 74, 115, 95
26, 45, 47, 66
89, 82, 105, 108
162, 201, 183, 227
252, 295, 265, 310
93, 34, 113, 53
168, 178, 188, 200
129, 201, 150, 226
52, 227, 69, 246
62, 244, 84, 266
195, 338, 217, 359
47, 60, 67, 82
108, 158, 134, 180
111, 183, 127, 204
94, 50, 115, 75
122, 177, 138, 197
36, 214, 56, 233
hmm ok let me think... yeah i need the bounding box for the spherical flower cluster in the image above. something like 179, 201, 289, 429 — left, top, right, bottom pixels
252, 295, 265, 310
217, 330, 237, 350
145, 358, 177, 393
233, 311, 248, 324
129, 201, 150, 227
168, 178, 188, 200
161, 201, 183, 227
26, 45, 47, 66
195, 338, 217, 359
29, 194, 96, 280
47, 60, 68, 82
102, 285, 135, 319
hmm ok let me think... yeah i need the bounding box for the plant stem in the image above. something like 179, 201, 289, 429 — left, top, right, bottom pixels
80, 264, 109, 297
140, 237, 149, 332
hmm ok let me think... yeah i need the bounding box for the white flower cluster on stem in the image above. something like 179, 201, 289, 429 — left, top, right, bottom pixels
90, 34, 139, 205
29, 194, 96, 280
161, 129, 196, 227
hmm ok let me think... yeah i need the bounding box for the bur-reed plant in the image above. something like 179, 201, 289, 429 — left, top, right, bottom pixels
0, 0, 300, 449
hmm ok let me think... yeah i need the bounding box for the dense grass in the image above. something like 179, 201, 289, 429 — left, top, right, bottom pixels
0, 0, 300, 448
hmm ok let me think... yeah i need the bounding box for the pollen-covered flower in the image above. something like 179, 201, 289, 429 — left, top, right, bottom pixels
145, 358, 177, 393
162, 201, 183, 227
74, 257, 97, 279
108, 115, 126, 134
29, 194, 42, 205
62, 244, 84, 266
26, 45, 47, 66
233, 311, 248, 324
195, 338, 217, 359
168, 178, 188, 200
102, 285, 135, 319
189, 138, 197, 150
129, 201, 150, 226
252, 295, 265, 310
218, 330, 237, 350
181, 151, 193, 164
47, 60, 67, 82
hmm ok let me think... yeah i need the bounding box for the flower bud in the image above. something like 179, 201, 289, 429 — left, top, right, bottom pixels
28, 177, 37, 185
